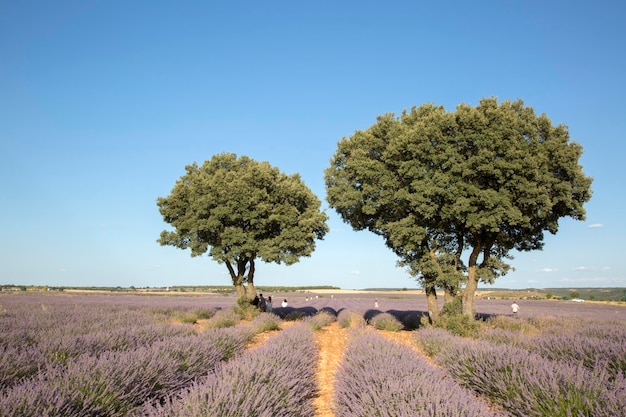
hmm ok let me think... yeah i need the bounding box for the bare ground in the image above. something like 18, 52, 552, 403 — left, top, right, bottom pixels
312, 322, 348, 417
311, 323, 419, 417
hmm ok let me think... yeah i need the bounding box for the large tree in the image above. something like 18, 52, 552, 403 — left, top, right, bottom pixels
325, 98, 592, 319
158, 153, 329, 299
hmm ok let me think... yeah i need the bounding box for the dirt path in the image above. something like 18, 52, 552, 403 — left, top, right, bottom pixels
313, 322, 349, 417
311, 323, 420, 416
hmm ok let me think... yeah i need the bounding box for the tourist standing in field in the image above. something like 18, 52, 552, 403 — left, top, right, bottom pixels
266, 296, 273, 312
511, 301, 519, 316
258, 294, 267, 312
282, 299, 288, 308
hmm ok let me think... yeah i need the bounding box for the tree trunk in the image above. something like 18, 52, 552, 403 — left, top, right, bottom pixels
245, 258, 256, 300
234, 283, 246, 299
462, 242, 482, 319
225, 259, 247, 299
443, 285, 456, 306
426, 285, 439, 324
246, 259, 256, 300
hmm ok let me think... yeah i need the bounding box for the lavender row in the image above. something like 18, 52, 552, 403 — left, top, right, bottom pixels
0, 312, 283, 416
482, 329, 626, 378
416, 328, 626, 417
333, 330, 503, 417
0, 293, 234, 388
485, 315, 626, 344
0, 325, 253, 417
481, 316, 626, 378
0, 293, 218, 351
140, 323, 318, 417
1, 321, 198, 390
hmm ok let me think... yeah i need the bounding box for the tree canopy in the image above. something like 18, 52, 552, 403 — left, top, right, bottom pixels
158, 153, 329, 299
325, 98, 592, 320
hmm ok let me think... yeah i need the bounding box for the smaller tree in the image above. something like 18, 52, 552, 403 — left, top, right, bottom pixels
157, 153, 329, 299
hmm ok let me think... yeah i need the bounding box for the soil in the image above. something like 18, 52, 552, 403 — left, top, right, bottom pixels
310, 323, 419, 417
312, 322, 348, 417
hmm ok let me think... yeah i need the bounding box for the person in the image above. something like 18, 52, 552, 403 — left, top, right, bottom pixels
511, 301, 519, 316
258, 293, 267, 312
374, 299, 379, 309
252, 294, 259, 307
281, 299, 288, 308
266, 296, 273, 313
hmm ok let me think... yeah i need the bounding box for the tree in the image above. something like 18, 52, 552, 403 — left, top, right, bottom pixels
157, 153, 329, 299
325, 98, 592, 320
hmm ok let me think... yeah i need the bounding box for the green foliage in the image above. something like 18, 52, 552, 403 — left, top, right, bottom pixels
233, 297, 260, 321
435, 313, 481, 337
157, 153, 329, 289
337, 311, 367, 329
369, 312, 404, 331
570, 291, 580, 299
433, 297, 481, 337
205, 309, 240, 329
304, 310, 336, 330
249, 313, 282, 333
325, 98, 592, 314
441, 297, 463, 316
175, 313, 201, 324
158, 153, 329, 262
172, 308, 215, 324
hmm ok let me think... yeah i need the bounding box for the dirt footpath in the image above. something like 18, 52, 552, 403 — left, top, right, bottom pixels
313, 322, 348, 417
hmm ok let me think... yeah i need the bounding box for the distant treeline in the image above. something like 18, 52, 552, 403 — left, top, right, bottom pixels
164, 285, 341, 294
0, 284, 341, 294
483, 287, 626, 302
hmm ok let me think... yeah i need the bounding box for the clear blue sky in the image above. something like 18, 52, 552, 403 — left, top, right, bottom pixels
1, 1, 624, 290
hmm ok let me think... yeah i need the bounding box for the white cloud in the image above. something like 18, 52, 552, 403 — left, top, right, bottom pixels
573, 266, 611, 272
537, 268, 558, 273
588, 223, 604, 228
558, 277, 584, 283
349, 270, 361, 275
559, 276, 612, 284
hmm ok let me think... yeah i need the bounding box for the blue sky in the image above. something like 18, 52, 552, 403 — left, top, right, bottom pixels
1, 1, 624, 290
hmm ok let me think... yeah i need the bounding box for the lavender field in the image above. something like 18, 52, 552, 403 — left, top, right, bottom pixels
1, 291, 625, 416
